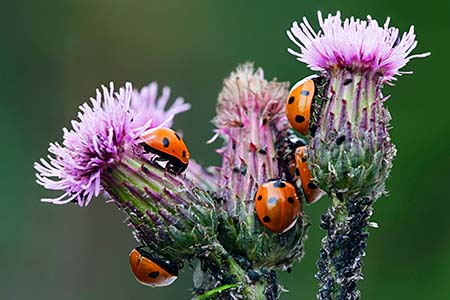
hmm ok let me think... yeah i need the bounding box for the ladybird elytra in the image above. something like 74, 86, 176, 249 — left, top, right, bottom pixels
294, 146, 325, 204
129, 248, 178, 287
254, 179, 301, 233
140, 127, 190, 174
285, 75, 319, 135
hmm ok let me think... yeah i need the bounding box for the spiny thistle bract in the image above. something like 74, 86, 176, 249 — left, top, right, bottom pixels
287, 11, 429, 300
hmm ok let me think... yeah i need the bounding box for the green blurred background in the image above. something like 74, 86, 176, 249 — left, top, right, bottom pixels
2, 1, 449, 299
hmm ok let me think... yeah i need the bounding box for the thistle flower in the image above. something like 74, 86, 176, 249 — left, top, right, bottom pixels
35, 83, 139, 207
288, 11, 430, 82
34, 82, 217, 263
288, 12, 429, 300
131, 82, 191, 129
213, 63, 308, 271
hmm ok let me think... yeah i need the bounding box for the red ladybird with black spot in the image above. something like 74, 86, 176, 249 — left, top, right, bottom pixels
286, 74, 324, 136
129, 247, 178, 287
140, 127, 190, 174
294, 146, 325, 204
254, 179, 301, 233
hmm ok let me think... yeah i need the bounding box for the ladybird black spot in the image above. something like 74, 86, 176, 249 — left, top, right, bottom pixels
287, 197, 295, 204
162, 137, 170, 148
288, 96, 295, 104
301, 90, 310, 96
257, 195, 263, 201
295, 115, 305, 123
263, 216, 271, 223
295, 168, 300, 176
149, 271, 160, 278
174, 132, 181, 140
182, 150, 186, 158
268, 197, 278, 205
273, 180, 286, 188
307, 182, 318, 189
336, 135, 345, 145
343, 79, 353, 86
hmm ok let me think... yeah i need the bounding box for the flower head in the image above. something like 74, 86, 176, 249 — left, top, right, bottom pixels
35, 81, 190, 207
34, 83, 143, 206
213, 63, 307, 270
213, 63, 290, 208
131, 82, 190, 129
287, 11, 430, 81
213, 62, 288, 132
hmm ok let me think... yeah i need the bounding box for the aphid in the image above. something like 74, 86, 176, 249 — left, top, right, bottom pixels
254, 179, 301, 233
294, 146, 325, 204
140, 127, 190, 174
285, 74, 325, 136
129, 247, 178, 287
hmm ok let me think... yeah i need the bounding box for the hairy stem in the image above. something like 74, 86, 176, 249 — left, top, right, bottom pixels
316, 195, 374, 300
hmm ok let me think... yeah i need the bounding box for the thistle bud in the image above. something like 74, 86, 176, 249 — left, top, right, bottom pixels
213, 63, 307, 270
310, 71, 396, 198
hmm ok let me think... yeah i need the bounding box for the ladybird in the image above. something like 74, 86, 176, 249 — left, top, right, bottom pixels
140, 127, 190, 174
294, 146, 325, 204
129, 247, 178, 287
254, 179, 301, 233
286, 75, 324, 136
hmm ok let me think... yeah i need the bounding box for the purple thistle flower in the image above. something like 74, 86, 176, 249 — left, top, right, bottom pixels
34, 81, 219, 265
131, 82, 191, 129
34, 83, 143, 206
34, 81, 190, 207
287, 11, 430, 82
287, 12, 429, 300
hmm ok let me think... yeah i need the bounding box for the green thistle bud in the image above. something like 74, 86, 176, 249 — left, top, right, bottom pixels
310, 70, 396, 199
103, 152, 218, 263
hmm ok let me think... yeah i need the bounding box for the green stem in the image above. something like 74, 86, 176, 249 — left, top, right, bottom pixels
195, 284, 237, 300
194, 242, 275, 300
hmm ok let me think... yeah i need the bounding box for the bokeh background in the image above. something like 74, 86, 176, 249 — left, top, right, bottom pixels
2, 1, 449, 299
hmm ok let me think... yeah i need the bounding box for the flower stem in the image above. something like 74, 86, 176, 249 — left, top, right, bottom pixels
195, 284, 237, 300
194, 241, 279, 300
316, 195, 374, 300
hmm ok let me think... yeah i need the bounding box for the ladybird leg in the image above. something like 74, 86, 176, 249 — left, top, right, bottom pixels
167, 162, 187, 175
150, 156, 167, 170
